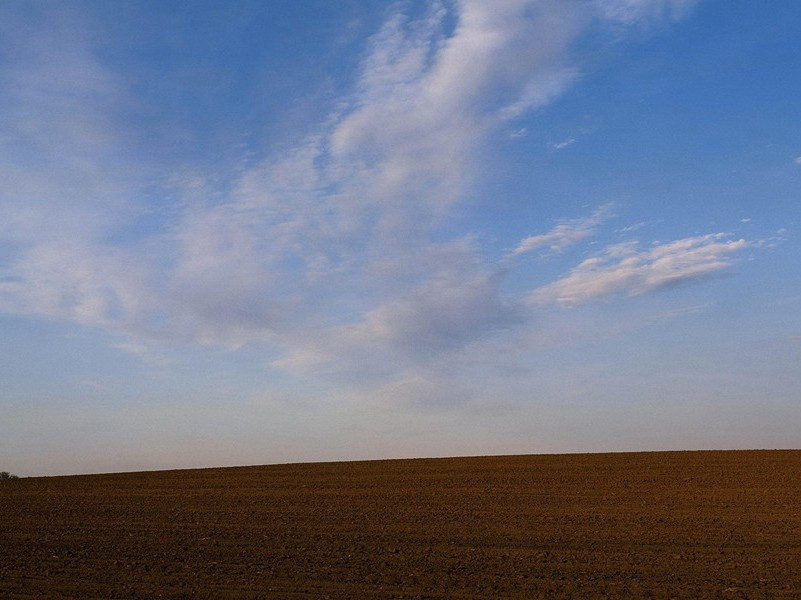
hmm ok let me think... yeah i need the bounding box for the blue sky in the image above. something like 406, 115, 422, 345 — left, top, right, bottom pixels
1, 0, 799, 476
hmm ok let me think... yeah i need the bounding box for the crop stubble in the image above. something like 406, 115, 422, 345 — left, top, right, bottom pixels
1, 450, 800, 598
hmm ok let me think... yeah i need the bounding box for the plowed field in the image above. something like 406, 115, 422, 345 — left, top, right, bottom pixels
2, 450, 800, 598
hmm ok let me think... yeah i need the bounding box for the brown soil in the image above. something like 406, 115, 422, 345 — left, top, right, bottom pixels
2, 450, 800, 598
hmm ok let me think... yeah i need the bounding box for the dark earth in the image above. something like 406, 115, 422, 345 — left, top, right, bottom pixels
2, 450, 800, 598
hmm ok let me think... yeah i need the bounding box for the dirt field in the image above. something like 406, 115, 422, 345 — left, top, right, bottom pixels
2, 450, 800, 598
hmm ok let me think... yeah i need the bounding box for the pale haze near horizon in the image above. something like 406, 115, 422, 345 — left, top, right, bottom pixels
1, 0, 799, 476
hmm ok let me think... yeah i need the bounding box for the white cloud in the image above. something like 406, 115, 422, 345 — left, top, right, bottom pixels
0, 241, 152, 331
344, 270, 519, 356
0, 13, 136, 245
794, 156, 801, 165
616, 220, 661, 233
593, 0, 699, 24
158, 0, 596, 353
550, 138, 576, 150
0, 1, 717, 388
532, 233, 749, 306
511, 204, 613, 256
754, 228, 789, 249
273, 242, 523, 381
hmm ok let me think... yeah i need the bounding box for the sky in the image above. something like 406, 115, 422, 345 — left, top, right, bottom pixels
1, 0, 799, 476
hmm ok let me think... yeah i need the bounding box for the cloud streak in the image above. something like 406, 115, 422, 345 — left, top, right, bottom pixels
532, 234, 749, 306
549, 138, 576, 150
512, 204, 613, 256
592, 0, 699, 24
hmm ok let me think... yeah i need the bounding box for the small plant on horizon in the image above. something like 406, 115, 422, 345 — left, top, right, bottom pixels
0, 471, 19, 480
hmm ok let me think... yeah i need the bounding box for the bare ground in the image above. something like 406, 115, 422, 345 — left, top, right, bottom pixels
2, 450, 800, 598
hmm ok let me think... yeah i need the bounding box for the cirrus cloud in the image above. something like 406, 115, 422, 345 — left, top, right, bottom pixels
0, 0, 741, 390
511, 204, 614, 257
532, 233, 749, 306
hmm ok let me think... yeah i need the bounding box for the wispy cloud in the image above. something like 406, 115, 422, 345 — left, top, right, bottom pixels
532, 233, 749, 306
511, 204, 614, 257
616, 219, 662, 233
593, 0, 699, 24
2, 1, 589, 343
0, 7, 155, 334
648, 302, 713, 321
0, 0, 721, 388
754, 228, 789, 249
275, 261, 522, 381
549, 138, 576, 150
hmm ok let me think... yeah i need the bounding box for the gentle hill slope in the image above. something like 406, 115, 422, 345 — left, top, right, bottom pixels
2, 450, 800, 598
